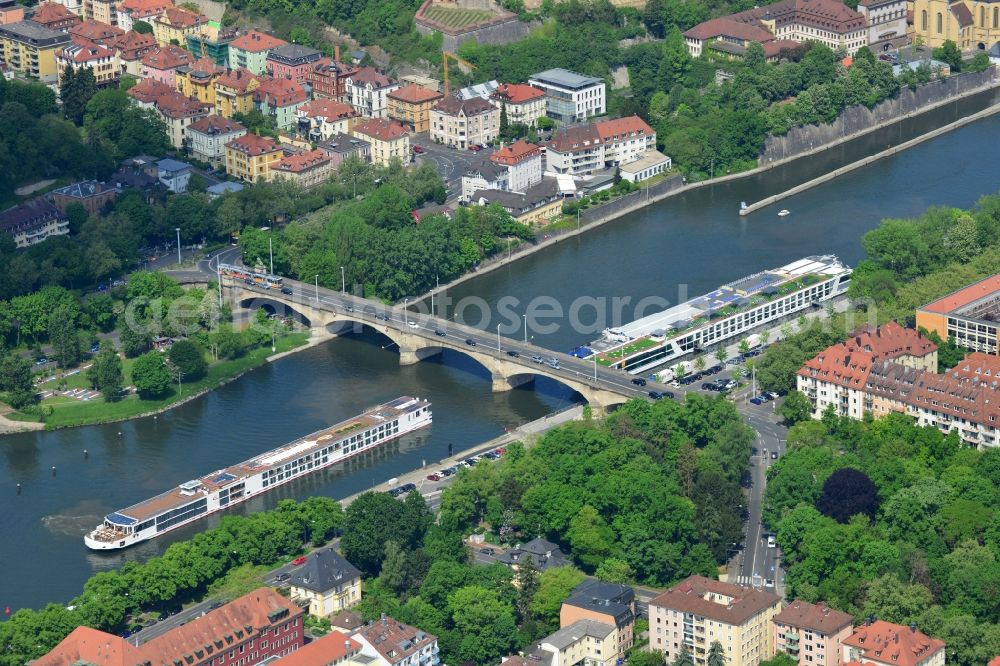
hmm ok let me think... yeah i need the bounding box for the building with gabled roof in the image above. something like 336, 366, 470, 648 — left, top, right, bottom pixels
153, 90, 212, 149
490, 139, 542, 194
116, 0, 170, 32
214, 67, 261, 118
287, 547, 362, 616
429, 95, 499, 149
141, 43, 193, 85
68, 18, 121, 44
31, 2, 80, 31
227, 29, 286, 74
461, 158, 508, 201
176, 55, 224, 105
226, 133, 284, 182
307, 52, 356, 100
496, 537, 569, 572
187, 114, 246, 166
112, 28, 155, 74
126, 75, 174, 107
351, 118, 409, 166
253, 77, 307, 130
57, 36, 119, 86
544, 124, 603, 176
152, 5, 210, 47
273, 631, 364, 666
346, 66, 399, 118
352, 615, 440, 666
841, 620, 944, 666
490, 82, 547, 127
272, 148, 334, 189
772, 600, 853, 665
296, 98, 358, 141
595, 116, 656, 166
0, 197, 69, 248
387, 83, 443, 133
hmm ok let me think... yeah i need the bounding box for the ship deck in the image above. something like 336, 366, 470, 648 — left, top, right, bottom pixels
112, 397, 429, 524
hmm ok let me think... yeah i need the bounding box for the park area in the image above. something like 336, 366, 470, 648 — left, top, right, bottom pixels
420, 3, 495, 27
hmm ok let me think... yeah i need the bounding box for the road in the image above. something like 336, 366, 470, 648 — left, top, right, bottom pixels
411, 133, 493, 193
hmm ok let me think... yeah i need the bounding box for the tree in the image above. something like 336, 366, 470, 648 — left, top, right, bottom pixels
168, 339, 207, 381
119, 320, 151, 358
714, 348, 727, 365
341, 491, 431, 577
744, 42, 766, 72
694, 356, 706, 373
739, 339, 751, 356
515, 554, 540, 621
448, 585, 518, 665
707, 641, 726, 666
87, 347, 124, 401
672, 645, 694, 666
529, 565, 585, 632
0, 353, 37, 409
499, 102, 510, 138
132, 20, 153, 33
779, 390, 813, 425
816, 467, 880, 523
48, 303, 81, 368
594, 557, 635, 584
60, 65, 97, 125
932, 40, 963, 72
970, 51, 991, 72
131, 351, 172, 399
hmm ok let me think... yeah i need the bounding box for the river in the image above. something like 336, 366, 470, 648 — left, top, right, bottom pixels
4, 89, 1000, 612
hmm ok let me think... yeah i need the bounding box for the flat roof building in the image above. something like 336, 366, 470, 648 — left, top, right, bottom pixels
528, 68, 605, 122
916, 273, 1000, 355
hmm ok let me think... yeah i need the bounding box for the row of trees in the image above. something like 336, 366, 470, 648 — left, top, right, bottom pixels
765, 410, 1000, 665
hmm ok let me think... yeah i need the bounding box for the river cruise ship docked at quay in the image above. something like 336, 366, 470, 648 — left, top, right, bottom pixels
85, 397, 432, 551
581, 255, 852, 374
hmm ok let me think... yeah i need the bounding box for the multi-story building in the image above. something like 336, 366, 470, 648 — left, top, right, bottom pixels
916, 273, 1000, 355
0, 20, 71, 82
560, 580, 636, 660
544, 124, 603, 176
287, 548, 362, 616
429, 95, 499, 149
387, 83, 443, 133
112, 28, 155, 76
126, 75, 174, 108
528, 68, 605, 122
346, 66, 399, 118
0, 0, 23, 25
31, 2, 79, 31
841, 620, 945, 666
490, 82, 547, 127
68, 19, 122, 45
352, 616, 440, 666
115, 0, 170, 32
57, 37, 120, 87
296, 99, 357, 141
469, 178, 563, 226
35, 587, 305, 666
857, 0, 907, 50
253, 77, 307, 131
152, 6, 210, 47
797, 322, 940, 420
81, 0, 114, 26
186, 26, 236, 67
461, 159, 508, 201
307, 53, 356, 100
49, 0, 82, 18
772, 600, 853, 666
273, 631, 363, 666
0, 197, 69, 248
490, 139, 542, 193
49, 180, 117, 215
266, 43, 321, 83
351, 118, 409, 167
272, 149, 334, 189
156, 157, 191, 193
187, 114, 246, 166
175, 55, 223, 105
529, 619, 622, 666
226, 132, 283, 183
141, 43, 192, 86
227, 29, 286, 74
912, 0, 1000, 49
597, 116, 657, 167
319, 132, 370, 167
214, 67, 260, 118
649, 576, 782, 666
153, 90, 211, 149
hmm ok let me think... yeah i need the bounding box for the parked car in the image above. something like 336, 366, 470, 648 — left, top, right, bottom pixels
648, 391, 663, 400
274, 573, 290, 582
407, 320, 419, 328
468, 144, 482, 151
400, 482, 416, 493
494, 447, 505, 455
771, 451, 779, 459
427, 473, 441, 481
292, 556, 307, 565
767, 535, 777, 548
412, 145, 425, 154
464, 457, 478, 466
664, 391, 675, 399
479, 547, 495, 555
750, 397, 763, 405
34, 357, 48, 366
766, 391, 780, 400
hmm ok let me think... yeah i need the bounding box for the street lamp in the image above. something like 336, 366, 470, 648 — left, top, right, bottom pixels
497, 323, 501, 351
314, 274, 319, 302
522, 314, 527, 344
341, 266, 346, 293
175, 228, 181, 264
268, 234, 273, 275
404, 297, 409, 321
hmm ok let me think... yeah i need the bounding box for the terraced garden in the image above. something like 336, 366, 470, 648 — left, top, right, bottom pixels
421, 4, 496, 27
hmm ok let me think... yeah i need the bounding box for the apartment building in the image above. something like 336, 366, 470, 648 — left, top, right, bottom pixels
916, 273, 1000, 356
490, 139, 542, 193
287, 548, 362, 617
597, 116, 656, 167
319, 132, 370, 167
529, 619, 622, 666
253, 77, 307, 130
430, 95, 499, 149
345, 66, 399, 118
0, 198, 69, 248
265, 43, 321, 83
115, 0, 170, 32
0, 20, 71, 82
490, 82, 546, 127
351, 118, 409, 167
842, 620, 945, 666
57, 38, 120, 87
126, 75, 174, 108
469, 178, 563, 226
187, 114, 246, 166
154, 90, 211, 149
772, 600, 853, 666
544, 124, 603, 175
227, 29, 286, 74
387, 83, 443, 133
461, 160, 508, 200
226, 133, 283, 183
112, 28, 155, 75
31, 2, 79, 31
307, 54, 356, 100
141, 43, 192, 85
352, 616, 440, 666
214, 67, 261, 118
0, 0, 23, 24
296, 98, 357, 141
560, 580, 636, 659
528, 68, 605, 122
152, 6, 210, 47
649, 575, 781, 666
274, 632, 363, 666
81, 0, 114, 26
175, 56, 223, 104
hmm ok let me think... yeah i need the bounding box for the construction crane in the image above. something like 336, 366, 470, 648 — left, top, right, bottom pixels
443, 51, 475, 97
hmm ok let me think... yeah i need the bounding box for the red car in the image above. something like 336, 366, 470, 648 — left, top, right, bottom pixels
292, 556, 307, 565
468, 144, 482, 152
412, 145, 425, 154
427, 473, 441, 481
494, 447, 505, 455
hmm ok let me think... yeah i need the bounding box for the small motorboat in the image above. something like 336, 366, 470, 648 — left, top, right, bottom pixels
740, 201, 748, 210
778, 209, 790, 217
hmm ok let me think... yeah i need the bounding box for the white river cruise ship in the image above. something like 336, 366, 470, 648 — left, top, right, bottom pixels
85, 396, 432, 550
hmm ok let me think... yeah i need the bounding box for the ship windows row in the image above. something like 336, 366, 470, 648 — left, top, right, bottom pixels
155, 498, 208, 532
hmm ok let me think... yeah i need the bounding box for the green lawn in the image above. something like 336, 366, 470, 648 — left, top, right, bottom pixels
11, 333, 309, 429
422, 4, 494, 27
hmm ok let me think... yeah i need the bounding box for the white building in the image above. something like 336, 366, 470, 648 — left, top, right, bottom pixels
461, 160, 508, 201
295, 98, 357, 141
352, 616, 440, 666
597, 116, 657, 166
491, 139, 543, 193
544, 124, 604, 176
528, 68, 605, 123
0, 198, 69, 249
490, 83, 547, 127
429, 95, 500, 149
156, 158, 191, 193
187, 115, 247, 167
346, 66, 399, 119
857, 0, 908, 50
619, 150, 671, 183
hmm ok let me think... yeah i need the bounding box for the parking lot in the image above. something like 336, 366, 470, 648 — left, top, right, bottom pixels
411, 132, 494, 194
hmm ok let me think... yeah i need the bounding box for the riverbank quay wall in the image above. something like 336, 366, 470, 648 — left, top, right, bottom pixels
760, 68, 997, 163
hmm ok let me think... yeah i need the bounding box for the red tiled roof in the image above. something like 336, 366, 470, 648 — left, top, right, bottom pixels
188, 114, 246, 135
348, 65, 395, 88
490, 139, 541, 166
650, 575, 780, 626
491, 82, 545, 104
118, 0, 171, 14
32, 2, 79, 27
799, 323, 935, 388
142, 44, 193, 70
155, 91, 211, 118
127, 76, 175, 103
842, 621, 944, 666
298, 98, 356, 121
387, 83, 443, 104
69, 20, 124, 44
844, 321, 937, 360
113, 29, 156, 56
352, 118, 408, 142
157, 6, 205, 28
216, 67, 260, 92
433, 94, 496, 117
59, 39, 115, 63
34, 627, 139, 666
254, 77, 307, 106
596, 115, 654, 141
683, 17, 774, 41
773, 600, 853, 635
229, 29, 287, 53
919, 273, 1000, 314
546, 124, 601, 153
227, 133, 282, 156
355, 617, 437, 663
988, 657, 1000, 666
274, 148, 332, 173
274, 631, 361, 666
763, 39, 800, 58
